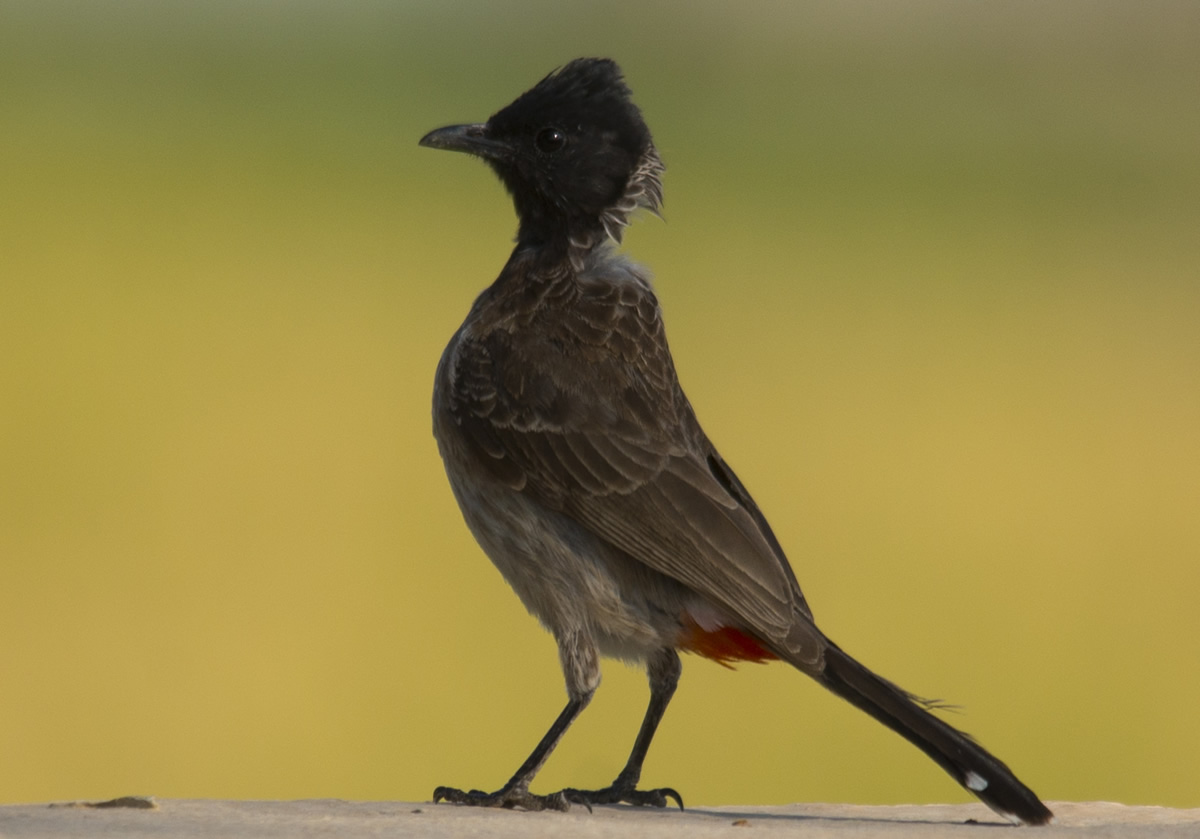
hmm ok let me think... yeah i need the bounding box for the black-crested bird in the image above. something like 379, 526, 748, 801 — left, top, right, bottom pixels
420, 57, 1052, 825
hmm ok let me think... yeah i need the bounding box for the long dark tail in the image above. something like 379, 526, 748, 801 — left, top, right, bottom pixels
813, 642, 1053, 825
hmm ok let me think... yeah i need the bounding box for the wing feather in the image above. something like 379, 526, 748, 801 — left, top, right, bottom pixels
442, 275, 819, 661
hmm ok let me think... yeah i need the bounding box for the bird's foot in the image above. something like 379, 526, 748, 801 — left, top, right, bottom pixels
433, 784, 570, 812
561, 780, 683, 810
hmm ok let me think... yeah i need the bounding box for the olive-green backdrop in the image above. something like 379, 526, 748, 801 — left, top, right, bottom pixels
2, 0, 1198, 809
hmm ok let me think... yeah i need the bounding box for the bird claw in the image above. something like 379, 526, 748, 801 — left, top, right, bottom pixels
433, 781, 683, 812
562, 783, 684, 810
433, 784, 571, 812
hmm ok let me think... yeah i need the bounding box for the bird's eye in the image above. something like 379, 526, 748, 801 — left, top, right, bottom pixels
535, 128, 567, 154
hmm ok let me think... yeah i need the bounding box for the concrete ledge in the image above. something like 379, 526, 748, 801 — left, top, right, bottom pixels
1, 799, 1197, 838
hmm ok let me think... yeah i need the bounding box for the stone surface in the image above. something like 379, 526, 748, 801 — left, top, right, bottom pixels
1, 799, 1198, 838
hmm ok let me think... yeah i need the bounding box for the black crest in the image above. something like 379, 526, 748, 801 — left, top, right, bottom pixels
421, 58, 662, 247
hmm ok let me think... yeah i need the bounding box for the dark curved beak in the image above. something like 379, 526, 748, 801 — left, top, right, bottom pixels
418, 123, 510, 162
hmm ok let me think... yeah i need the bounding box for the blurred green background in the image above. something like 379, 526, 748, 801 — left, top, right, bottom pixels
2, 0, 1198, 810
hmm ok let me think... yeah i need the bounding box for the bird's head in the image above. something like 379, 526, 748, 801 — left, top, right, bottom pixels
420, 58, 663, 250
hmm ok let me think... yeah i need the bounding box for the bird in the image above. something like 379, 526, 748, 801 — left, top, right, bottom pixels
419, 57, 1053, 826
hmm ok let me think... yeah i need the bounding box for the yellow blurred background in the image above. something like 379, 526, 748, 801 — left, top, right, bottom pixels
2, 0, 1198, 810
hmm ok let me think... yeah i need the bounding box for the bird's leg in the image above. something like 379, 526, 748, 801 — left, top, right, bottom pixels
433, 692, 591, 811
435, 632, 601, 811
562, 649, 684, 810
